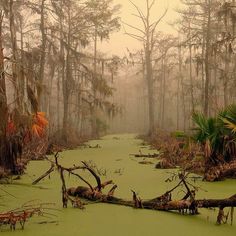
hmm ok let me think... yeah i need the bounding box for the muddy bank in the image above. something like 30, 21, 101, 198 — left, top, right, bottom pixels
143, 132, 236, 181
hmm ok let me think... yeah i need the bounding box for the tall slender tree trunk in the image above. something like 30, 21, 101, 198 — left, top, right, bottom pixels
57, 0, 64, 132
177, 44, 183, 130
0, 13, 16, 172
145, 4, 155, 136
0, 13, 8, 168
91, 27, 98, 138
213, 48, 217, 115
189, 44, 195, 114
9, 0, 21, 112
161, 57, 166, 129
62, 51, 70, 142
19, 16, 25, 113
224, 35, 230, 107
146, 46, 155, 135
141, 51, 147, 130
48, 49, 55, 136
39, 0, 46, 110
57, 71, 61, 131
204, 0, 212, 117
62, 7, 72, 142
181, 68, 186, 131
201, 39, 205, 112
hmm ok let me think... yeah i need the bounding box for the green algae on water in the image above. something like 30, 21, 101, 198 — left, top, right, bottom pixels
0, 134, 236, 236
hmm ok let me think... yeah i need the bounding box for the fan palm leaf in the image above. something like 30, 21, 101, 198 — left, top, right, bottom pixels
220, 104, 236, 134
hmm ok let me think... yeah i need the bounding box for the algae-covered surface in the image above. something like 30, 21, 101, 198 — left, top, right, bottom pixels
0, 134, 236, 236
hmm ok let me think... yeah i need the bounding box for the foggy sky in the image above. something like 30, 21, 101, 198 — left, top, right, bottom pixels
100, 0, 181, 56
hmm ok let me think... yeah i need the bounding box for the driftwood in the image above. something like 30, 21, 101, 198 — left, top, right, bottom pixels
33, 154, 236, 225
32, 153, 91, 209
139, 161, 154, 165
32, 163, 55, 185
68, 188, 236, 212
130, 151, 159, 158
66, 165, 236, 225
79, 144, 101, 149
88, 144, 101, 149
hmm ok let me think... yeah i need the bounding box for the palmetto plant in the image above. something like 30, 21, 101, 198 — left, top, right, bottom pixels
220, 105, 236, 134
192, 105, 236, 166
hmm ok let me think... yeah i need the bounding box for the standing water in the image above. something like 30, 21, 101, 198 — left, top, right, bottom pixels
0, 134, 236, 236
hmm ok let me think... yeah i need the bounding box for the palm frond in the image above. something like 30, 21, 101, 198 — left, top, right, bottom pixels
220, 104, 236, 134
222, 118, 236, 133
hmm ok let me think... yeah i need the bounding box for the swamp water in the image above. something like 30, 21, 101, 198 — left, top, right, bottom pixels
0, 134, 236, 236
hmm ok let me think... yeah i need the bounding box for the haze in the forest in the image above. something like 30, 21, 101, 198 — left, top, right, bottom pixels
1, 0, 236, 142
1, 0, 236, 234
101, 0, 181, 55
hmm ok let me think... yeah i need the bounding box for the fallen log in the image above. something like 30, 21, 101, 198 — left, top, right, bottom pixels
67, 186, 236, 212
33, 156, 236, 225
130, 153, 159, 158
139, 161, 154, 165
66, 165, 236, 224
89, 144, 101, 149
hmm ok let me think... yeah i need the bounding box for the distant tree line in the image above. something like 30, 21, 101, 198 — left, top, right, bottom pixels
122, 0, 236, 133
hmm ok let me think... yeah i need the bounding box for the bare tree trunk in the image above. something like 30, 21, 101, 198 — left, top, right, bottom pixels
39, 0, 46, 110
224, 46, 230, 108
19, 15, 25, 113
141, 51, 147, 130
9, 0, 21, 112
177, 44, 183, 130
146, 46, 155, 135
62, 56, 70, 142
63, 38, 72, 142
204, 0, 212, 117
145, 0, 156, 136
189, 44, 195, 114
161, 57, 166, 129
177, 53, 180, 130
125, 0, 167, 135
61, 0, 72, 141
0, 12, 8, 168
0, 12, 17, 172
57, 71, 61, 131
57, 0, 64, 132
201, 37, 205, 112
91, 27, 98, 138
213, 49, 218, 115
178, 45, 186, 131
48, 51, 55, 136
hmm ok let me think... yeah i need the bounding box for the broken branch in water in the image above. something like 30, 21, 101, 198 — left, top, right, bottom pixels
66, 168, 236, 225
130, 153, 159, 158
0, 201, 56, 231
33, 155, 236, 225
32, 163, 55, 185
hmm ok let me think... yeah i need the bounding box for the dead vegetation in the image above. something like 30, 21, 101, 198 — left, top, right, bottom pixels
138, 132, 205, 172
0, 201, 55, 231
142, 131, 236, 181
32, 153, 236, 225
